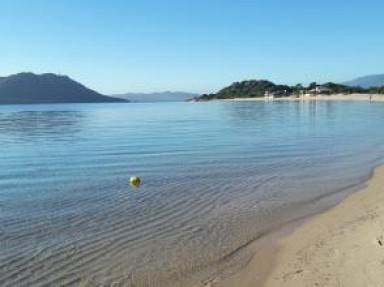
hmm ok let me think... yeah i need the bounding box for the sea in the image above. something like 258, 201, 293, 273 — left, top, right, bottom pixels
1, 100, 384, 286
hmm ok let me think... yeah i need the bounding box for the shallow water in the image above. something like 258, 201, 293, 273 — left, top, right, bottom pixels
1, 101, 384, 286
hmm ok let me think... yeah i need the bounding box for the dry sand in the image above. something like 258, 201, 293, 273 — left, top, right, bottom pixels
315, 93, 384, 102
264, 165, 384, 287
215, 165, 384, 287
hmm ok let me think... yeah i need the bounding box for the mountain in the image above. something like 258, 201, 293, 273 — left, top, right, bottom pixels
111, 91, 198, 102
343, 74, 384, 88
0, 73, 126, 105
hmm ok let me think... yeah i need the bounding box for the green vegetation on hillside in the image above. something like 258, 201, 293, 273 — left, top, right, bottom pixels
198, 80, 291, 100
195, 80, 384, 101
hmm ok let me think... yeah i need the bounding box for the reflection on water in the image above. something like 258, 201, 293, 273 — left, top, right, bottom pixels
0, 110, 85, 142
222, 100, 336, 124
223, 101, 269, 122
1, 101, 384, 287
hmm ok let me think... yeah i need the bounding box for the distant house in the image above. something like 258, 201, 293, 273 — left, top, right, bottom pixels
304, 85, 332, 97
315, 85, 332, 94
264, 91, 274, 99
264, 90, 287, 99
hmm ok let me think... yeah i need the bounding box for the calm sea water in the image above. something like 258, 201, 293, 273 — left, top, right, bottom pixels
1, 101, 384, 286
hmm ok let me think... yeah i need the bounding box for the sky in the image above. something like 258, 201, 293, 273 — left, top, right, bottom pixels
1, 0, 384, 94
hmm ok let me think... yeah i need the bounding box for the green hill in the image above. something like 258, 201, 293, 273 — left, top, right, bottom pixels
195, 79, 384, 101
197, 80, 292, 100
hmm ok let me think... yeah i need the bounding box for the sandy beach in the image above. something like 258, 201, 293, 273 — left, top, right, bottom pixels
216, 93, 384, 103
215, 165, 384, 287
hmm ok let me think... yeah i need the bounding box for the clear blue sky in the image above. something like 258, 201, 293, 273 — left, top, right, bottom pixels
1, 0, 384, 94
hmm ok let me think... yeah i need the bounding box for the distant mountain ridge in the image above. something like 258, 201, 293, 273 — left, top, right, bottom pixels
343, 74, 384, 88
0, 73, 126, 105
112, 91, 198, 102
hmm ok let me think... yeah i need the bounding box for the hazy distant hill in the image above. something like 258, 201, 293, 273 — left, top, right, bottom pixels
343, 74, 384, 88
112, 91, 198, 102
0, 73, 126, 105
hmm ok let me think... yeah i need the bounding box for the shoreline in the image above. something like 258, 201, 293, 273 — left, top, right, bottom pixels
198, 93, 384, 103
213, 165, 384, 287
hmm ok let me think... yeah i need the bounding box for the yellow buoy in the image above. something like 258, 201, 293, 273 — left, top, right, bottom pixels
129, 176, 141, 187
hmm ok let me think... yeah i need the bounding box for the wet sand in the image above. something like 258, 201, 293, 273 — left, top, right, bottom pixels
214, 165, 384, 287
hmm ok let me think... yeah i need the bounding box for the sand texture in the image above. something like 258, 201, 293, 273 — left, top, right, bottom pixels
264, 165, 384, 287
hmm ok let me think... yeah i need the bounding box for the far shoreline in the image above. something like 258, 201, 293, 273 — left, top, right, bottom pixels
192, 93, 384, 103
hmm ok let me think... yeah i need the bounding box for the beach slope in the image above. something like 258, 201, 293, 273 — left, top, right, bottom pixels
264, 165, 384, 287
